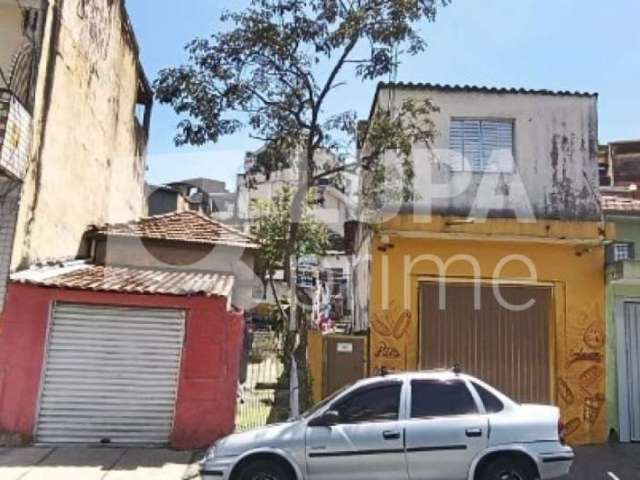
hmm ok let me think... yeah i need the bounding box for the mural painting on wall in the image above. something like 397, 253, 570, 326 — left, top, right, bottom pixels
557, 304, 606, 441
371, 301, 412, 374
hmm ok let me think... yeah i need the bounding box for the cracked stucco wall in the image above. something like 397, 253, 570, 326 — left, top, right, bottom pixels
10, 0, 147, 269
0, 5, 25, 79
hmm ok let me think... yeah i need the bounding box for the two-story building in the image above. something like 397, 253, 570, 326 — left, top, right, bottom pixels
599, 139, 640, 443
0, 0, 252, 449
0, 0, 153, 311
601, 194, 640, 443
351, 82, 608, 445
1, 0, 46, 308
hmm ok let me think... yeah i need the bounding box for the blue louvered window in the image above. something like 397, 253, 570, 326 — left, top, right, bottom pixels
449, 118, 514, 172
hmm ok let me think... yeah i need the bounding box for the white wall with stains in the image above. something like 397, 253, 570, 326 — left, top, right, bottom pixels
372, 85, 601, 222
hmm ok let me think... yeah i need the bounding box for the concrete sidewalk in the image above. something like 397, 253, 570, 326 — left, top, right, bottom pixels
0, 447, 200, 480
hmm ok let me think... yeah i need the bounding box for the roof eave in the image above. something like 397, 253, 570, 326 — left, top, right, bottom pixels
93, 231, 258, 250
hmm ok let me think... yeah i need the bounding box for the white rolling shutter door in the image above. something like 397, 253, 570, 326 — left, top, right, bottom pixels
36, 303, 185, 445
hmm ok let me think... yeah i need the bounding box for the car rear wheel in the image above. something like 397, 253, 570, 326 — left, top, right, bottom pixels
480, 457, 539, 480
236, 458, 293, 480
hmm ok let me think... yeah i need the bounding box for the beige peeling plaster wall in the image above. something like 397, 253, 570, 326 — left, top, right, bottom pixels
12, 0, 147, 268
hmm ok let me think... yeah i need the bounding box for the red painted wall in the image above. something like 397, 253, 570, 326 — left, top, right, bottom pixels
0, 283, 245, 449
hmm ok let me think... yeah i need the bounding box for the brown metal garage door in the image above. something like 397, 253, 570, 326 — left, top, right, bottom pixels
420, 282, 551, 403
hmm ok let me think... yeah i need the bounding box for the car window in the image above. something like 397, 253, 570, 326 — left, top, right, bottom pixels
471, 381, 504, 413
300, 383, 352, 419
332, 382, 401, 424
410, 379, 478, 418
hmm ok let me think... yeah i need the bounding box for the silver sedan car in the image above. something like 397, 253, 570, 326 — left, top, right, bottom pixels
201, 370, 574, 480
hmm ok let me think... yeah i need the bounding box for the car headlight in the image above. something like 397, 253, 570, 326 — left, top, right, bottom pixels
203, 445, 216, 461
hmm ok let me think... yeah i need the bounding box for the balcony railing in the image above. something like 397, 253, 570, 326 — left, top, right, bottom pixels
607, 258, 640, 283
0, 89, 32, 180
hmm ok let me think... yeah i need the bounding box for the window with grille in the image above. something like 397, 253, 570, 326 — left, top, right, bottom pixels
449, 118, 514, 172
606, 242, 635, 264
614, 242, 632, 261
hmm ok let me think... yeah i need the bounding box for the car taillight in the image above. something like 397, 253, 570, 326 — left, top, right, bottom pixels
558, 419, 567, 445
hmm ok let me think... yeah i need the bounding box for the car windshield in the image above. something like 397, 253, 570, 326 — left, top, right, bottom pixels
299, 384, 352, 419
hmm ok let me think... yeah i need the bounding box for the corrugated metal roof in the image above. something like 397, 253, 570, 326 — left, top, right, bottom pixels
89, 211, 258, 249
376, 81, 597, 98
360, 81, 597, 147
602, 195, 640, 214
12, 263, 235, 297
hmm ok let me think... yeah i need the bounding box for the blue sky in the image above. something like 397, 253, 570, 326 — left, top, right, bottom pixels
127, 0, 640, 190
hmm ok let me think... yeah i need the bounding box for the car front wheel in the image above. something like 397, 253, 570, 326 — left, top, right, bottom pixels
236, 458, 293, 480
480, 457, 539, 480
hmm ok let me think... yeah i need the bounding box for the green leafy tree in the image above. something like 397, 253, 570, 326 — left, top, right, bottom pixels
155, 0, 447, 410
251, 187, 330, 321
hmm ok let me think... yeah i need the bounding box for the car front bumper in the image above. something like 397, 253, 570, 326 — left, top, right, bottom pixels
200, 456, 236, 480
200, 470, 225, 479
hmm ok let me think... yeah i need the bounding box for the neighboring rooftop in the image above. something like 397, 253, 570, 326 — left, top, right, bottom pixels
601, 195, 640, 214
608, 139, 640, 149
88, 211, 258, 249
11, 262, 235, 297
146, 183, 179, 193
168, 177, 229, 194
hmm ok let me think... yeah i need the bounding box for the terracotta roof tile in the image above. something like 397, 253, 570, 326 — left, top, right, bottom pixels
12, 263, 235, 297
90, 211, 258, 249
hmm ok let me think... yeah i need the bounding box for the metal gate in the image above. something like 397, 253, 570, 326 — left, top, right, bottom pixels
420, 282, 552, 403
235, 328, 285, 432
620, 302, 640, 442
324, 335, 367, 397
36, 303, 185, 445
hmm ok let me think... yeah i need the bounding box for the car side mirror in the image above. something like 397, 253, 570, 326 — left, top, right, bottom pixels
309, 409, 340, 427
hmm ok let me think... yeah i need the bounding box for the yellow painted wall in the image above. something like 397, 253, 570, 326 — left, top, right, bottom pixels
369, 217, 607, 445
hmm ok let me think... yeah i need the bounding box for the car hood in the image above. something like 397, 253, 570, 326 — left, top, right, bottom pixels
215, 420, 304, 456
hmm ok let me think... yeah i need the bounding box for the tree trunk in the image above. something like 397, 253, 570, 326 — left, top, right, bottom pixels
284, 152, 313, 415
294, 303, 311, 410
268, 273, 287, 323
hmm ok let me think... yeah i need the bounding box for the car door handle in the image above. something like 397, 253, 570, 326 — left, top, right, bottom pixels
383, 430, 401, 440
465, 428, 483, 438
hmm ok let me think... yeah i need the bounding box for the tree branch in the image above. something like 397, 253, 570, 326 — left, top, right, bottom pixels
311, 160, 359, 183
315, 35, 359, 116
303, 34, 359, 181
244, 85, 312, 129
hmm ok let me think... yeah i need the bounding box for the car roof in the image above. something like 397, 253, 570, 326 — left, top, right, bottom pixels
318, 370, 517, 413
354, 370, 473, 386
